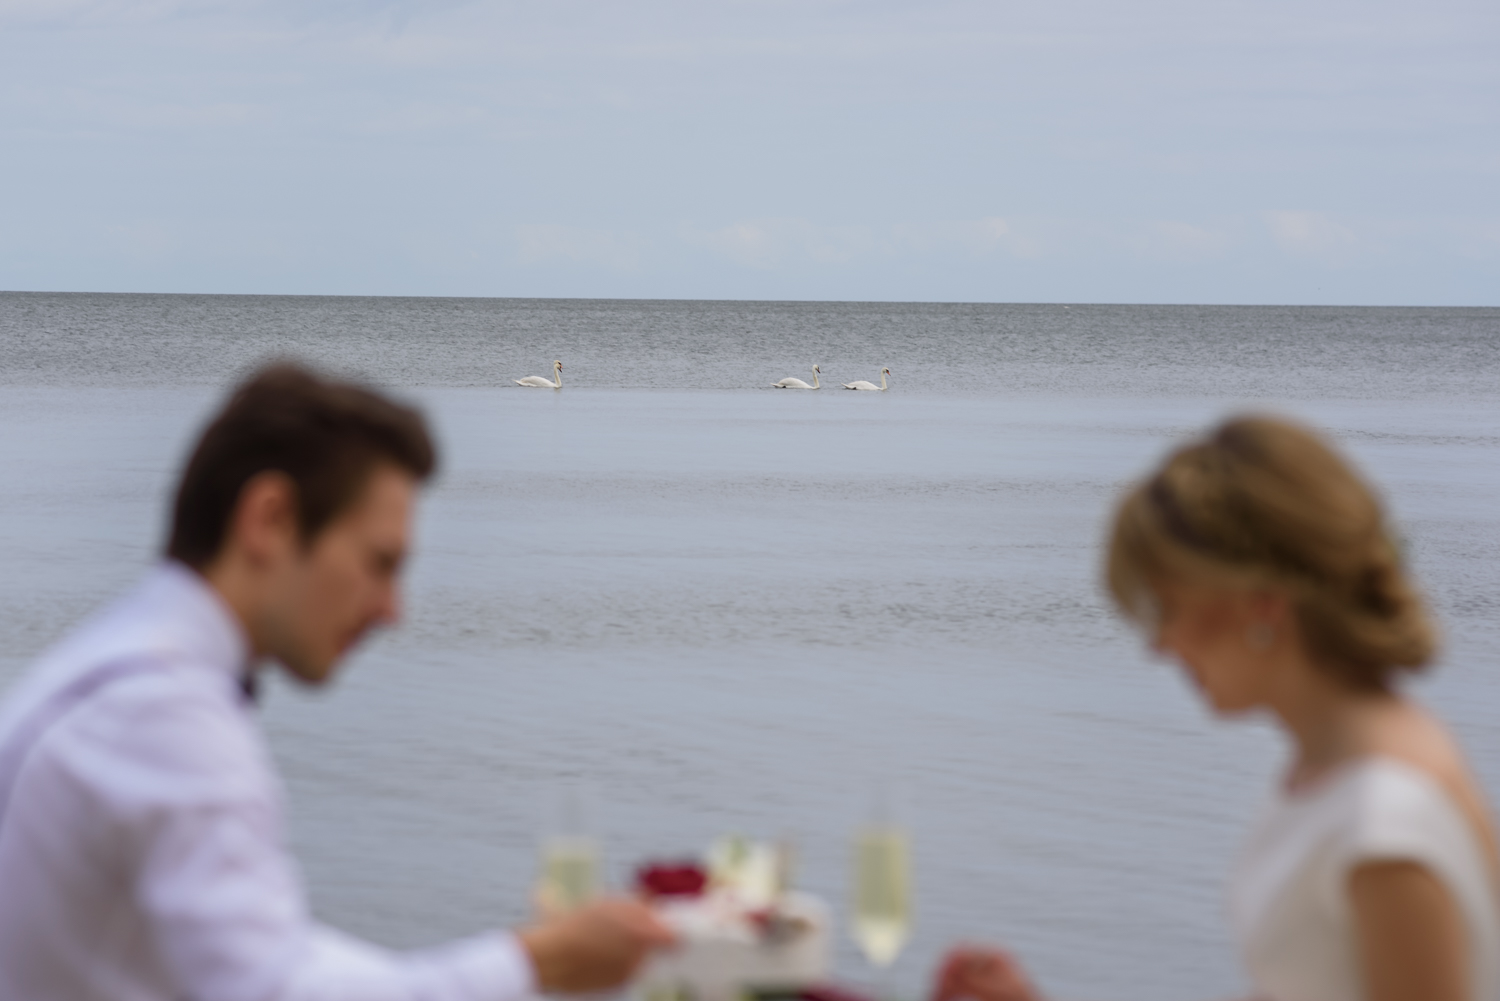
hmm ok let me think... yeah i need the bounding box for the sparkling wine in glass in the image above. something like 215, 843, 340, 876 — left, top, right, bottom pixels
852, 824, 912, 970
539, 835, 600, 913
537, 783, 600, 915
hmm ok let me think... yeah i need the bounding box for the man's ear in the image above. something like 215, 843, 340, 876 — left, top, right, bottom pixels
227, 471, 300, 568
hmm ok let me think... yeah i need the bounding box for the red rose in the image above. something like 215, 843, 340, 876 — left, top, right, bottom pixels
635, 861, 708, 899
799, 985, 879, 1001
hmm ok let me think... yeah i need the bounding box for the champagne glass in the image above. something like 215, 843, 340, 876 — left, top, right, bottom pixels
537, 782, 600, 916
851, 785, 912, 995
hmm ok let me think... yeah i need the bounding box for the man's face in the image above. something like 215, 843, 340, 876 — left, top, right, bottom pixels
264, 463, 416, 685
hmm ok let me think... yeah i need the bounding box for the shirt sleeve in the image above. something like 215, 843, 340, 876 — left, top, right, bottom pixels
89, 675, 537, 1001
134, 800, 535, 1001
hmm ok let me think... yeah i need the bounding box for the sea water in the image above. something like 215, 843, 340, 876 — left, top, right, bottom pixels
1, 293, 1498, 999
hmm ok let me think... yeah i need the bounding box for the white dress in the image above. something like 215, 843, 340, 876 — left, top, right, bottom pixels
1231, 757, 1500, 1001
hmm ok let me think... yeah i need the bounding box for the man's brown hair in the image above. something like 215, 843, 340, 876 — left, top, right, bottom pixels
167, 362, 437, 569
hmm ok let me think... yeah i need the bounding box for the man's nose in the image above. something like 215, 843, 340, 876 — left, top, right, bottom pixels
377, 584, 402, 626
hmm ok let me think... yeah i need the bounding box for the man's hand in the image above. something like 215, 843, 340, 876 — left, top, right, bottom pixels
519, 897, 677, 994
931, 945, 1042, 1001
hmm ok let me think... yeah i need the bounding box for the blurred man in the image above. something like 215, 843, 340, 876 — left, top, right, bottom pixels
0, 363, 671, 1000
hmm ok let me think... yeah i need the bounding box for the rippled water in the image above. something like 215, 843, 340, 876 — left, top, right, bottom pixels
2, 293, 1498, 1000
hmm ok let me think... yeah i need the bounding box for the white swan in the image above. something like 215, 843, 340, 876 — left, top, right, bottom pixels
843, 367, 890, 391
516, 360, 562, 388
773, 364, 821, 389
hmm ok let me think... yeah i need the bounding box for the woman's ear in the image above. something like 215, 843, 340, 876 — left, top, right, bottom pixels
1239, 589, 1295, 656
1244, 588, 1292, 626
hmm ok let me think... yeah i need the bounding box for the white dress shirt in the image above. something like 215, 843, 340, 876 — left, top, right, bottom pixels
0, 562, 537, 1001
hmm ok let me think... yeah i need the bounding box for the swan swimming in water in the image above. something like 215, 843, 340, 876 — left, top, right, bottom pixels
773, 364, 821, 389
515, 360, 563, 388
843, 367, 890, 391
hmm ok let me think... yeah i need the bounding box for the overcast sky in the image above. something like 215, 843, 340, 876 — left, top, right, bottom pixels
2, 0, 1496, 304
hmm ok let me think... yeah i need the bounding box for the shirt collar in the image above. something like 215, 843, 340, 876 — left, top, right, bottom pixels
145, 560, 255, 694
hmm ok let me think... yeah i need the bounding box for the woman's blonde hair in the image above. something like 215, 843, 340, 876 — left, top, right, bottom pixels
1107, 415, 1436, 690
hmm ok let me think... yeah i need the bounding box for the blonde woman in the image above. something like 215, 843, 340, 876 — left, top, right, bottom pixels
932, 416, 1500, 1001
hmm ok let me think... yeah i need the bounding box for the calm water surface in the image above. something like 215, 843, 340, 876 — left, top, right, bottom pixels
2, 293, 1498, 1000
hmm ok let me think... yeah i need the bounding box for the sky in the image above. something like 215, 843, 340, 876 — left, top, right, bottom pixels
1, 0, 1497, 304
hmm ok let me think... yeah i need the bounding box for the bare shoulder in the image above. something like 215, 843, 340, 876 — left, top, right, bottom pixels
1374, 698, 1470, 778
1370, 698, 1500, 880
